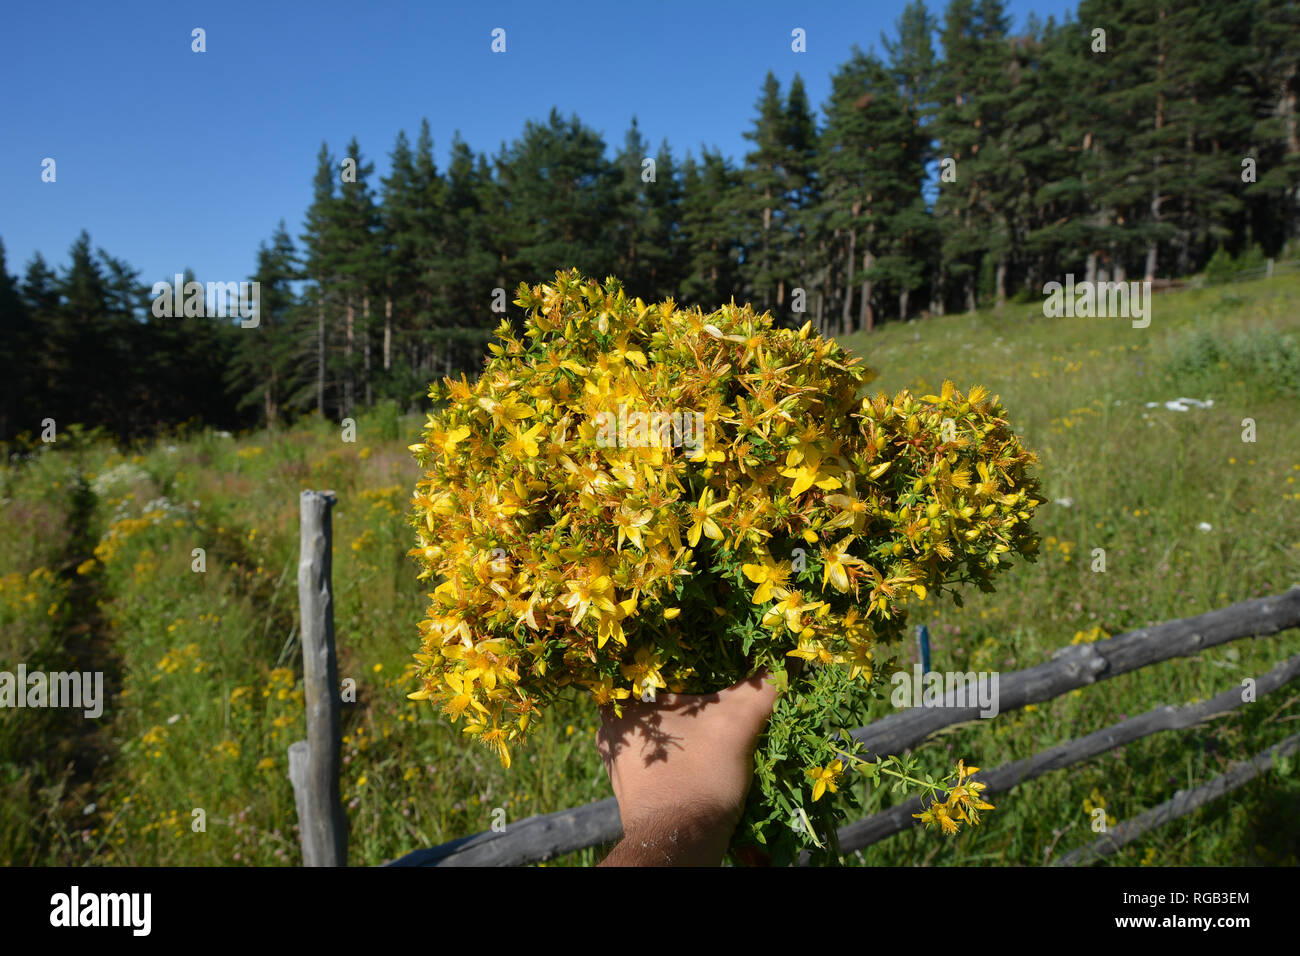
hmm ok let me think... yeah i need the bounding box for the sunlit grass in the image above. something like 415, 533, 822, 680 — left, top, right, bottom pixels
2, 273, 1298, 866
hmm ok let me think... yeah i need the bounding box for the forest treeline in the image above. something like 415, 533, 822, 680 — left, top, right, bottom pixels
3, 0, 1298, 441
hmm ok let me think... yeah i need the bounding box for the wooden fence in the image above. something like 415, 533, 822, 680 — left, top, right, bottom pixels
388, 586, 1300, 866
284, 490, 1300, 866
287, 490, 347, 866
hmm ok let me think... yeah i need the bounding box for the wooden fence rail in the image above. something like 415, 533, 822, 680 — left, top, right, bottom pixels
387, 586, 1300, 866
811, 649, 1300, 863
848, 588, 1300, 760
1054, 731, 1300, 866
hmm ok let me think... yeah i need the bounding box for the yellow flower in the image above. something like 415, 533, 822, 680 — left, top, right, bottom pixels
742, 553, 792, 604
842, 638, 874, 683
584, 674, 631, 708
820, 536, 863, 593
787, 634, 835, 666
806, 760, 844, 801
613, 505, 653, 552
561, 575, 616, 627
478, 394, 534, 431
404, 270, 1042, 831
781, 448, 842, 498
620, 648, 667, 700
476, 723, 512, 768
440, 671, 479, 722
503, 421, 545, 458
764, 591, 823, 634
214, 740, 240, 760
685, 487, 729, 547
596, 596, 638, 649
945, 776, 994, 825
913, 799, 959, 835
1082, 787, 1117, 828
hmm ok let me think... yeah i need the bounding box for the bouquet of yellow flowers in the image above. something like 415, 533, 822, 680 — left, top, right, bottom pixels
408, 268, 1041, 864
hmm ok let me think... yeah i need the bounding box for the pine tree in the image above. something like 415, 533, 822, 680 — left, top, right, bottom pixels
1158, 0, 1254, 273
0, 240, 35, 440
680, 149, 744, 309
779, 74, 820, 325
440, 134, 502, 385
379, 128, 418, 398
503, 109, 619, 285
818, 50, 920, 333
1018, 13, 1102, 288
226, 222, 301, 426
1249, 0, 1300, 248
613, 117, 654, 295
54, 232, 116, 426
738, 73, 788, 312
331, 136, 382, 416
642, 138, 686, 301
300, 144, 338, 417
883, 0, 941, 316
933, 0, 1012, 311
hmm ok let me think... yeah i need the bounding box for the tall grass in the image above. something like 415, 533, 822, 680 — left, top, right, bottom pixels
2, 274, 1297, 866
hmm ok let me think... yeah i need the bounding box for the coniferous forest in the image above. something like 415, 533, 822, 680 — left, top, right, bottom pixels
3, 0, 1298, 442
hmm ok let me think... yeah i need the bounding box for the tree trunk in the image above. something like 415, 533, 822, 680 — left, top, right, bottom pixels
1280, 63, 1300, 233
362, 296, 372, 408
383, 295, 392, 371
1146, 15, 1167, 282
842, 222, 858, 336
763, 184, 772, 311
1179, 97, 1196, 276
344, 298, 355, 418
817, 240, 829, 335
859, 247, 875, 333
316, 296, 326, 418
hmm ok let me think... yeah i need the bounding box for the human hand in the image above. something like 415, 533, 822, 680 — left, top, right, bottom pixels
595, 669, 780, 866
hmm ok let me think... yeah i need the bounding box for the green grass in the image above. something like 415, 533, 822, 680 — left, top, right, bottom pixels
837, 274, 1300, 865
2, 274, 1298, 866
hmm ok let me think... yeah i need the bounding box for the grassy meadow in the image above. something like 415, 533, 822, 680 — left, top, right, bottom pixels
3, 272, 1299, 866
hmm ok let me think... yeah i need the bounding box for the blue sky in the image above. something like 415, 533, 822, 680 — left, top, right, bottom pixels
2, 0, 1077, 292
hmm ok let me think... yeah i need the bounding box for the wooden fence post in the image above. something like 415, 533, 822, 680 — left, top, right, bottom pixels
288, 489, 347, 866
